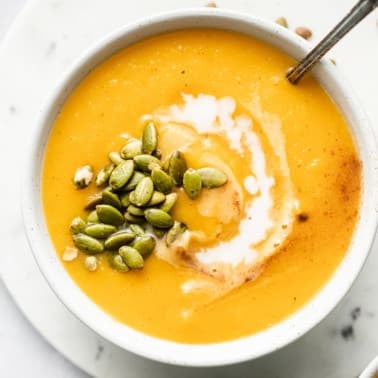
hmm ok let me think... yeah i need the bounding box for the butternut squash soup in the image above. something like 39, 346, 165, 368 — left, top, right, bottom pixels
42, 29, 361, 343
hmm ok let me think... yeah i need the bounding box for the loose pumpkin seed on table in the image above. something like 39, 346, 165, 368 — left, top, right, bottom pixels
68, 120, 228, 273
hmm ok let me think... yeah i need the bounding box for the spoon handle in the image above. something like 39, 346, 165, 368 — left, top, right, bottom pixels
287, 0, 378, 84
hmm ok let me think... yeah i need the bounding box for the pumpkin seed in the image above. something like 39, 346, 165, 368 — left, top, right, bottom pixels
142, 121, 157, 154
134, 154, 162, 172
168, 151, 187, 185
145, 191, 165, 206
73, 165, 93, 189
104, 229, 136, 250
159, 192, 177, 213
110, 254, 129, 272
123, 171, 145, 191
144, 209, 173, 228
87, 210, 99, 224
102, 188, 122, 209
119, 246, 144, 269
134, 176, 154, 206
96, 204, 124, 226
128, 204, 145, 217
73, 233, 104, 254
197, 167, 228, 188
151, 167, 174, 194
153, 227, 166, 238
108, 151, 123, 165
84, 192, 103, 210
84, 223, 117, 238
120, 139, 142, 159
70, 216, 86, 234
95, 163, 115, 186
124, 212, 145, 224
84, 256, 98, 272
129, 224, 144, 236
153, 149, 162, 159
166, 221, 186, 246
183, 168, 202, 199
275, 16, 288, 28
109, 160, 134, 190
132, 235, 156, 257
120, 192, 130, 208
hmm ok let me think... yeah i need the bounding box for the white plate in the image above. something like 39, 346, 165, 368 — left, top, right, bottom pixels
0, 0, 377, 376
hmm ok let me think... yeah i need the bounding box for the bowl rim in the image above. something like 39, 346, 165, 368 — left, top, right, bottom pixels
22, 7, 378, 367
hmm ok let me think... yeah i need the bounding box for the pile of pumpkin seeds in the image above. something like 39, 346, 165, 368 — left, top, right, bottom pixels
70, 120, 228, 272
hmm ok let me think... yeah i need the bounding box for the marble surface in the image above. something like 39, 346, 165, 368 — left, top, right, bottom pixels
0, 0, 377, 377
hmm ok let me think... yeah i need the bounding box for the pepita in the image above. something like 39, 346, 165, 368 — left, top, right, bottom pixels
142, 121, 158, 154
159, 192, 177, 213
124, 212, 145, 224
110, 254, 129, 272
109, 160, 134, 190
123, 171, 145, 191
166, 221, 186, 246
134, 154, 162, 172
73, 233, 104, 254
104, 229, 136, 250
120, 192, 130, 207
87, 210, 99, 224
151, 167, 174, 194
127, 204, 145, 217
153, 227, 166, 238
133, 176, 154, 206
144, 208, 173, 228
84, 192, 103, 210
132, 235, 156, 257
108, 151, 123, 165
70, 216, 86, 234
96, 204, 124, 226
84, 223, 117, 238
168, 151, 187, 185
95, 163, 115, 186
197, 167, 228, 188
145, 191, 165, 206
120, 139, 142, 159
119, 246, 144, 269
129, 224, 144, 236
183, 168, 202, 199
102, 188, 122, 209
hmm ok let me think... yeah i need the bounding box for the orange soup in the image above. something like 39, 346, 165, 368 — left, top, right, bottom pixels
42, 29, 361, 343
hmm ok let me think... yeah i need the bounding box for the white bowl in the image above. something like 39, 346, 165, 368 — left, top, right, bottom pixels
23, 8, 378, 367
360, 356, 378, 378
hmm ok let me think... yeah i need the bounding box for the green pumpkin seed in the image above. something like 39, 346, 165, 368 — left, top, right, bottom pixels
73, 233, 104, 254
96, 204, 124, 226
145, 191, 165, 206
153, 149, 162, 159
109, 160, 134, 190
129, 224, 144, 236
119, 246, 144, 269
168, 151, 187, 185
87, 210, 99, 224
125, 212, 145, 224
183, 168, 202, 199
70, 217, 86, 234
95, 163, 115, 186
144, 209, 173, 228
108, 152, 124, 165
110, 254, 129, 272
133, 176, 154, 206
120, 139, 142, 159
104, 229, 136, 250
84, 256, 98, 272
197, 167, 228, 188
123, 171, 145, 191
84, 192, 103, 210
132, 235, 156, 257
127, 204, 145, 217
151, 168, 174, 194
162, 155, 171, 171
84, 223, 117, 239
159, 192, 177, 213
142, 121, 158, 154
153, 227, 166, 238
102, 188, 122, 209
134, 154, 162, 172
120, 192, 130, 207
73, 165, 93, 189
166, 221, 186, 246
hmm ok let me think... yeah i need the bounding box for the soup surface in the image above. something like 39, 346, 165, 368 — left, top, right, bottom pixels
42, 29, 361, 343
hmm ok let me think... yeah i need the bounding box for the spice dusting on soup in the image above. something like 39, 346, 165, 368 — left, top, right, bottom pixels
42, 29, 361, 343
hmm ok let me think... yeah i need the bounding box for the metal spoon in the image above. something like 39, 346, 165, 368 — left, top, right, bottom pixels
286, 0, 378, 84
